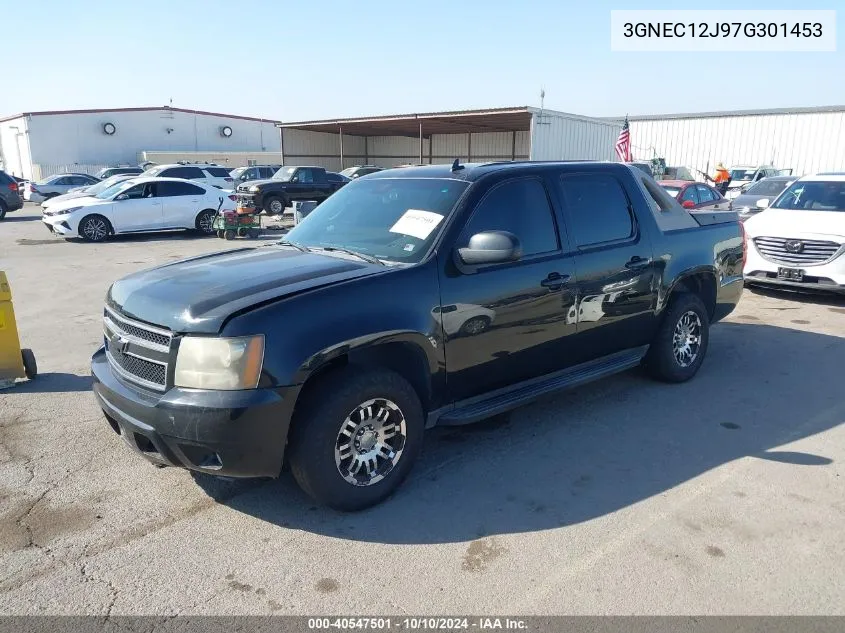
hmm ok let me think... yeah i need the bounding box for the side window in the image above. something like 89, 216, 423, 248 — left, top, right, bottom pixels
182, 167, 205, 179
559, 174, 634, 247
158, 181, 205, 196
696, 185, 716, 202
71, 176, 90, 185
460, 178, 559, 257
681, 186, 699, 204
165, 167, 204, 179
206, 167, 232, 177
121, 184, 146, 199
260, 167, 274, 179
297, 168, 314, 183
54, 177, 72, 185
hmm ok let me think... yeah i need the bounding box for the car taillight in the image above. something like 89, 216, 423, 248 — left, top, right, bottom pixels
8, 183, 17, 192
29, 184, 38, 193
228, 195, 237, 201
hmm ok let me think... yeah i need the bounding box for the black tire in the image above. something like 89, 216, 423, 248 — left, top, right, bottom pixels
21, 349, 37, 380
287, 367, 424, 511
223, 229, 236, 240
237, 227, 248, 237
217, 230, 225, 239
78, 214, 112, 242
644, 293, 710, 383
263, 195, 286, 216
459, 315, 491, 337
0, 200, 6, 220
195, 209, 216, 235
247, 228, 260, 239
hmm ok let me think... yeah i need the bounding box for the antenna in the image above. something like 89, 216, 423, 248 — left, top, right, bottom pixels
536, 86, 551, 125
540, 87, 545, 111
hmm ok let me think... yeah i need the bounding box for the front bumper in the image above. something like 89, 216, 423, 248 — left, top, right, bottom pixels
744, 242, 845, 293
91, 346, 298, 478
42, 216, 77, 237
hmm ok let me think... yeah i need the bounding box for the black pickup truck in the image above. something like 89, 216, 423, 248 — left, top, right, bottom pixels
235, 165, 349, 215
92, 161, 744, 511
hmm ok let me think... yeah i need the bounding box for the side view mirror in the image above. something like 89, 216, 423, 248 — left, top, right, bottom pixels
115, 194, 128, 201
290, 175, 299, 183
682, 200, 695, 209
457, 231, 522, 267
757, 198, 770, 209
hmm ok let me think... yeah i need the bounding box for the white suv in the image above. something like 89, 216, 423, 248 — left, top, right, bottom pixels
744, 174, 845, 294
141, 163, 234, 190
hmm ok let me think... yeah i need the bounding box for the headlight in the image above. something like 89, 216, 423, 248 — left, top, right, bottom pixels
52, 206, 82, 216
174, 335, 264, 390
248, 185, 260, 192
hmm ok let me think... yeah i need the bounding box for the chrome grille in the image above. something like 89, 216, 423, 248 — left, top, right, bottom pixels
103, 306, 172, 391
753, 237, 842, 266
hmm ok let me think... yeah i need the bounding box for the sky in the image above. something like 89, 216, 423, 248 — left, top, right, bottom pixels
3, 0, 844, 122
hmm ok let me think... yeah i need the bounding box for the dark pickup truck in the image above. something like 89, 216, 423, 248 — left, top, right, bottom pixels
92, 161, 744, 511
235, 165, 349, 215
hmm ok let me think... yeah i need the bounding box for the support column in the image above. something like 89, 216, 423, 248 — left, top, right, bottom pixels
467, 132, 472, 163
339, 125, 344, 169
511, 130, 516, 161
419, 122, 423, 164
280, 128, 286, 164
364, 137, 369, 165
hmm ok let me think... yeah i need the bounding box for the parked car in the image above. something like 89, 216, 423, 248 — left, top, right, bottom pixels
339, 165, 385, 179
141, 163, 234, 190
95, 166, 144, 180
235, 166, 349, 215
42, 177, 236, 242
0, 170, 24, 220
42, 173, 140, 210
24, 173, 101, 203
725, 165, 780, 199
744, 174, 845, 294
91, 161, 743, 510
658, 180, 729, 211
230, 165, 282, 186
730, 176, 798, 221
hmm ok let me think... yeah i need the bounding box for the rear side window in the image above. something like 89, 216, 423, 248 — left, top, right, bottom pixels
163, 167, 204, 179
696, 185, 717, 202
681, 187, 699, 204
206, 167, 232, 177
559, 174, 634, 247
259, 167, 275, 179
158, 181, 205, 196
461, 178, 559, 257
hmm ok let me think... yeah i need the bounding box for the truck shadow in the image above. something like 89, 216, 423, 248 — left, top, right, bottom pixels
195, 322, 844, 544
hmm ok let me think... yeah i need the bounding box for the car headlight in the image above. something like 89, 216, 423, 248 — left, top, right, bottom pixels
174, 335, 264, 390
248, 185, 260, 192
58, 206, 83, 215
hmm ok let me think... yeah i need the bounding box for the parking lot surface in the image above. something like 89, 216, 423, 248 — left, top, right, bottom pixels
1, 203, 843, 615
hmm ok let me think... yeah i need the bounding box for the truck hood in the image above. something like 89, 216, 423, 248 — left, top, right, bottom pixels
237, 178, 285, 190
744, 209, 845, 242
108, 246, 384, 333
731, 192, 777, 209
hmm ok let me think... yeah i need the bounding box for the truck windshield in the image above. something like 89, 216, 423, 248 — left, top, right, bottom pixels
771, 181, 845, 212
272, 167, 297, 181
283, 178, 469, 263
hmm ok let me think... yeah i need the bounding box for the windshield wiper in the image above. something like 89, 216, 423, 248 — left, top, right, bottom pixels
318, 246, 385, 266
276, 240, 310, 253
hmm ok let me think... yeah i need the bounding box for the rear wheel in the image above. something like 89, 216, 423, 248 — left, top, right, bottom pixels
78, 214, 111, 242
264, 196, 285, 215
195, 209, 216, 235
287, 367, 424, 511
644, 293, 710, 383
0, 200, 6, 220
217, 230, 225, 239
21, 349, 37, 380
223, 229, 236, 240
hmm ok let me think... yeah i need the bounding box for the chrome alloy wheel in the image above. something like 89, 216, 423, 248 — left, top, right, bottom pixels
269, 198, 284, 214
198, 211, 215, 233
82, 217, 108, 241
673, 310, 702, 368
334, 398, 407, 487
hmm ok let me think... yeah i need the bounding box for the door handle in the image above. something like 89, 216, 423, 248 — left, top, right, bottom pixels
625, 256, 652, 270
541, 272, 571, 290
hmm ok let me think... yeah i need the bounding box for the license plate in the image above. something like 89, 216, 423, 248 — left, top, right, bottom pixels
777, 267, 804, 281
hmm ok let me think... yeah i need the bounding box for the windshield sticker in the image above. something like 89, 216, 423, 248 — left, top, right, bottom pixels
389, 209, 444, 240
404, 244, 415, 252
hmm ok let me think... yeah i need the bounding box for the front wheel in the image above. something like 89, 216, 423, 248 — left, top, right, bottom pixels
21, 349, 37, 380
287, 367, 424, 511
195, 209, 216, 235
264, 196, 285, 216
644, 293, 710, 383
0, 200, 7, 220
78, 214, 111, 242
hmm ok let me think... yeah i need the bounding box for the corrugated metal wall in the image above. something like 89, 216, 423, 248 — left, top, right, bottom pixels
530, 113, 621, 161
33, 163, 108, 179
628, 110, 845, 176
138, 150, 283, 168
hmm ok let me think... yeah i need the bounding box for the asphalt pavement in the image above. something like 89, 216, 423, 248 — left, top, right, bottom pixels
1, 203, 843, 615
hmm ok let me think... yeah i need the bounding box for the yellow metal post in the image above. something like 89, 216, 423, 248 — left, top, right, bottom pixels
0, 272, 33, 383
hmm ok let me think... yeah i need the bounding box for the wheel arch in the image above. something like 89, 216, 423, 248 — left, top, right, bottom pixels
663, 267, 718, 320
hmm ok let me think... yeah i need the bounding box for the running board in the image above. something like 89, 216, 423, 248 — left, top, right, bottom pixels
431, 346, 648, 427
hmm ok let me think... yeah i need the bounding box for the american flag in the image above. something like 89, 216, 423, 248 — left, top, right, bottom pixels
615, 117, 632, 162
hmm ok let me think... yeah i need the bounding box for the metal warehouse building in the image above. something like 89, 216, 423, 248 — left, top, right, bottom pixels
276, 107, 622, 171
625, 105, 845, 177
0, 107, 280, 180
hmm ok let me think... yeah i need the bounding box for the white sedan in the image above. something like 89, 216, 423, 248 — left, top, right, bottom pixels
42, 177, 236, 242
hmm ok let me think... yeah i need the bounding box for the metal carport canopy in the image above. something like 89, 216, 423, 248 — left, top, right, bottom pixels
275, 106, 533, 138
